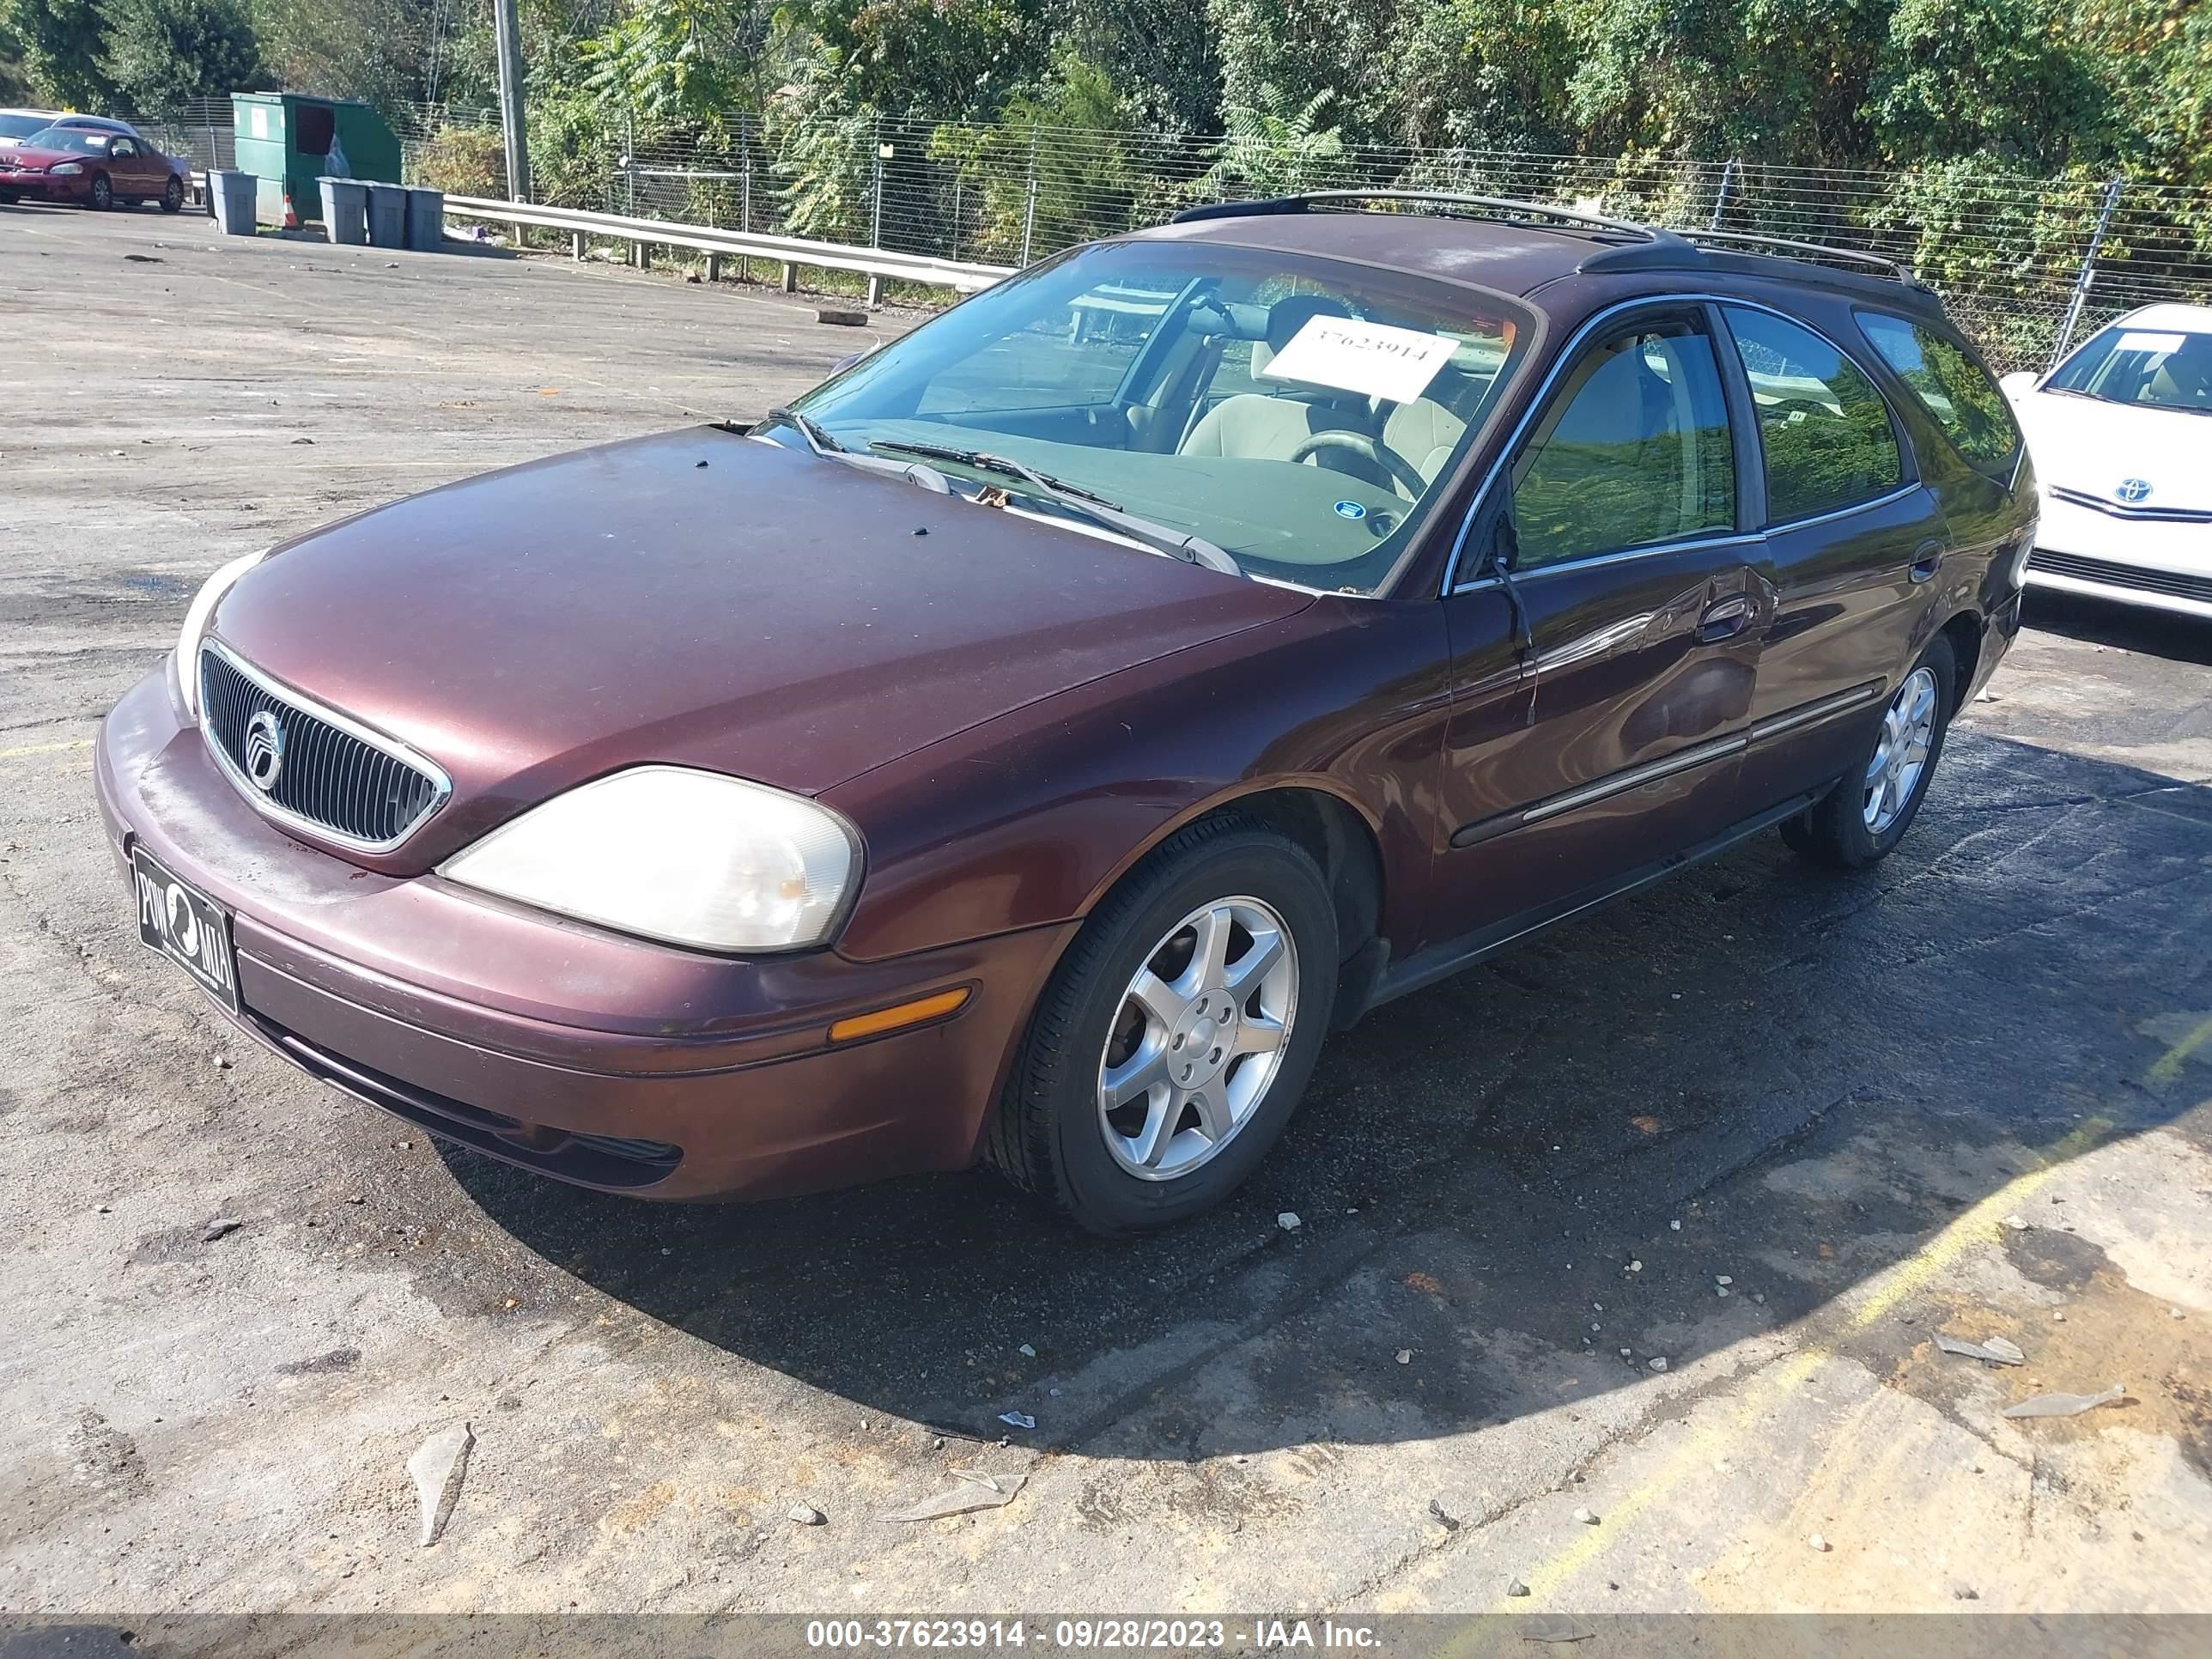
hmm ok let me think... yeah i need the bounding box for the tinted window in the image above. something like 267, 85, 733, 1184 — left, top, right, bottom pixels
1509, 319, 1735, 569
1723, 308, 1902, 523
1859, 312, 2021, 478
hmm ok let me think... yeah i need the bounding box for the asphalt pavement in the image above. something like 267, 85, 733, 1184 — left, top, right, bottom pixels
1, 202, 2207, 1641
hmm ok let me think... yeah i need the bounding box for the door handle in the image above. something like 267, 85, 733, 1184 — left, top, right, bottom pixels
1909, 540, 1945, 583
1696, 594, 1752, 642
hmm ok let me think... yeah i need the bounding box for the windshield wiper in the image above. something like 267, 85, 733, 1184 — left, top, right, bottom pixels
750, 408, 953, 493
867, 441, 1243, 575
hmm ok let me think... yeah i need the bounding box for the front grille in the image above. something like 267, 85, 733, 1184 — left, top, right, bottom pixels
199, 645, 447, 849
2050, 486, 2212, 525
2027, 550, 2212, 605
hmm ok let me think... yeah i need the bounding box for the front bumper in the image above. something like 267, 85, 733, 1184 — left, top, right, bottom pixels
0, 172, 88, 202
2026, 491, 2212, 620
95, 667, 1073, 1200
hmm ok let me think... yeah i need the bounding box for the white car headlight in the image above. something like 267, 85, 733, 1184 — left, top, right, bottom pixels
440, 766, 860, 953
174, 550, 266, 720
50, 161, 82, 176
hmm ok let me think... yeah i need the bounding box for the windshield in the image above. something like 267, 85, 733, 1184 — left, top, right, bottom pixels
2046, 319, 2212, 415
788, 240, 1531, 593
19, 127, 113, 155
0, 113, 56, 141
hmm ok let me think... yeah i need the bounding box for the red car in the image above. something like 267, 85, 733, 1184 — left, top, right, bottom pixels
0, 124, 187, 211
96, 195, 2033, 1231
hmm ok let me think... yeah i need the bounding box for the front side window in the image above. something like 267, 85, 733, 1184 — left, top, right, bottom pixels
2045, 319, 2212, 415
790, 240, 1532, 594
1723, 307, 1903, 523
1508, 318, 1736, 570
1858, 312, 2022, 478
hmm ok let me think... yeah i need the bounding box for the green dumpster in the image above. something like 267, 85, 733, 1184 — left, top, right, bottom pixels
230, 92, 400, 228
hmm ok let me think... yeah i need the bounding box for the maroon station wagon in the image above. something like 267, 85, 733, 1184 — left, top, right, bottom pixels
97, 194, 2034, 1231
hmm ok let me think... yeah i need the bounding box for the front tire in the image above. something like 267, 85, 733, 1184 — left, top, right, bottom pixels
987, 815, 1340, 1233
88, 173, 112, 210
161, 177, 184, 214
1783, 633, 1957, 868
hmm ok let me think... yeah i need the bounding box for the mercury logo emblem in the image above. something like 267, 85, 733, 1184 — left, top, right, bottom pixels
243, 708, 286, 792
2116, 477, 2154, 505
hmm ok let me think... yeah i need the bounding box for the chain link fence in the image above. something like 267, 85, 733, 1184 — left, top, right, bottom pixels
131, 98, 2212, 374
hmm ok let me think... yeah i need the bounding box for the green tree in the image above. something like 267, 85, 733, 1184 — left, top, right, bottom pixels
1869, 0, 2105, 167
1197, 83, 1345, 198
4, 0, 119, 108
102, 0, 264, 112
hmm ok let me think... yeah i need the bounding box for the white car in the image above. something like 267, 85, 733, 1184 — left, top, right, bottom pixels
2002, 302, 2212, 620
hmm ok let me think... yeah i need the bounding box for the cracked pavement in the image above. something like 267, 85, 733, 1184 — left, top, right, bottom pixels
2, 205, 2208, 1632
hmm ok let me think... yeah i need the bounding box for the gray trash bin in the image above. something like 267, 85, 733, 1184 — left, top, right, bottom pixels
208, 169, 257, 235
403, 186, 444, 252
363, 181, 406, 249
318, 175, 368, 246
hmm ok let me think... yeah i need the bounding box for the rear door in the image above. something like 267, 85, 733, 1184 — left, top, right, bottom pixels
1716, 303, 1949, 811
1426, 303, 1764, 951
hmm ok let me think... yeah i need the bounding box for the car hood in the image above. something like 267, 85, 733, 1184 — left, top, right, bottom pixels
2012, 389, 2212, 512
209, 426, 1314, 870
0, 145, 76, 167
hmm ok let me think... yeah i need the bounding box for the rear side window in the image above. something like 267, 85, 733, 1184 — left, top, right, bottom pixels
1722, 307, 1902, 524
1858, 313, 2021, 480
1510, 319, 1736, 569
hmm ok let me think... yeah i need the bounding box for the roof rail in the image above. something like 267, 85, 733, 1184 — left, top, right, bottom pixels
1676, 227, 1918, 282
1173, 191, 1682, 246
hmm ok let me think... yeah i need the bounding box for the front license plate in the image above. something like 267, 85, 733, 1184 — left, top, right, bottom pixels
131, 845, 239, 1012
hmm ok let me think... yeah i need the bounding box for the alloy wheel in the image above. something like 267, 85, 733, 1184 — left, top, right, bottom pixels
1863, 666, 1938, 834
1097, 896, 1298, 1180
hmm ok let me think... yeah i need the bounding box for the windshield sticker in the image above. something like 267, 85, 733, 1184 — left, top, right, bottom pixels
2115, 331, 2185, 356
1261, 316, 1456, 404
1333, 500, 1367, 520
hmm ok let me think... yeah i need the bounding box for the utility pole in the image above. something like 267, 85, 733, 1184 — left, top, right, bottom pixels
492, 0, 532, 203
2051, 177, 2126, 369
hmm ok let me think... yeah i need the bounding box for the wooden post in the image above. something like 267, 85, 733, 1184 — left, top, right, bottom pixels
866, 273, 881, 309
633, 239, 647, 270
707, 253, 722, 283
781, 261, 796, 293
570, 230, 584, 260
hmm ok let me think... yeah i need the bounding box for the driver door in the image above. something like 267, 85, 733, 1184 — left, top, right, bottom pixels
1425, 305, 1765, 952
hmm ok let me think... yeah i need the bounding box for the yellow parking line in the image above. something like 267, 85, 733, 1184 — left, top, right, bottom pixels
0, 737, 93, 762
1462, 1116, 2112, 1623
2148, 1013, 2212, 1084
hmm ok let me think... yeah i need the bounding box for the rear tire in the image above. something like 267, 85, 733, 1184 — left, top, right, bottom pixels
1783, 634, 1957, 869
161, 177, 184, 214
986, 815, 1339, 1234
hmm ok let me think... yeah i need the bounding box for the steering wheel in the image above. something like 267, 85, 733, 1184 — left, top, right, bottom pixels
1286, 430, 1429, 500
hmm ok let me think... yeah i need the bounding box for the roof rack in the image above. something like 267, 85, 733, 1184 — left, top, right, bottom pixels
1173, 190, 1682, 246
1674, 227, 1917, 282
1171, 190, 1933, 292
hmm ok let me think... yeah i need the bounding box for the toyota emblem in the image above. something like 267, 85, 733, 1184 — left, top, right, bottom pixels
2115, 477, 2154, 505
243, 708, 287, 792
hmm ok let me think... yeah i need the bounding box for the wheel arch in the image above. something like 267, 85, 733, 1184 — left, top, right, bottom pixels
1936, 606, 1983, 703
1073, 778, 1388, 969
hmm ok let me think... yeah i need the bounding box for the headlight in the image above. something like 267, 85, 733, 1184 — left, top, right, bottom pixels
50, 162, 82, 175
440, 766, 860, 953
174, 550, 266, 719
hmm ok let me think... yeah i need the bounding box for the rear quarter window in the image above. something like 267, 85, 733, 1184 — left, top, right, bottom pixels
1857, 312, 2022, 482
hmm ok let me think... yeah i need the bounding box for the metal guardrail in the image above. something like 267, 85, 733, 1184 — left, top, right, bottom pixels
439, 195, 1015, 301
